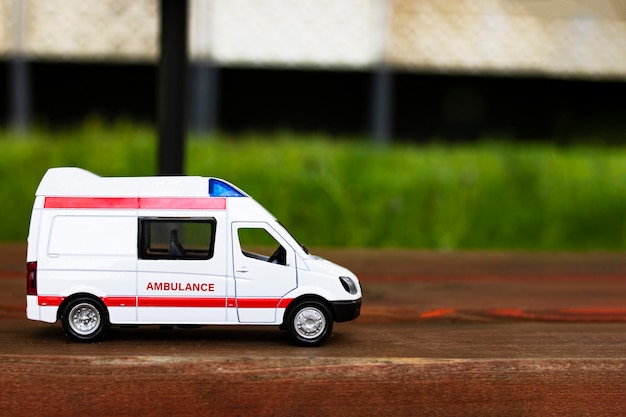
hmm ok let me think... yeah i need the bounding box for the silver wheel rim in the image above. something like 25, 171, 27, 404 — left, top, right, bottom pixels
294, 306, 326, 339
68, 303, 101, 335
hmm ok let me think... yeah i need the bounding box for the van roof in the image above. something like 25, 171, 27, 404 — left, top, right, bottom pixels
36, 167, 248, 198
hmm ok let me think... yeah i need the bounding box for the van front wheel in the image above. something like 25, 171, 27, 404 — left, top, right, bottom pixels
62, 297, 109, 342
286, 300, 333, 347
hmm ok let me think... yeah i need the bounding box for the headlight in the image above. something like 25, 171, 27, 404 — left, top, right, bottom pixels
339, 276, 358, 295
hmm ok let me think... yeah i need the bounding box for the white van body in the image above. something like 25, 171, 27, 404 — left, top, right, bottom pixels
26, 168, 361, 346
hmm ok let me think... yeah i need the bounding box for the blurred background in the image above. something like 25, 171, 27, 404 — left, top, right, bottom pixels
1, 0, 626, 249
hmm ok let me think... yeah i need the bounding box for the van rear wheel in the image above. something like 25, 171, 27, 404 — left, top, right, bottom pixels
286, 300, 333, 347
62, 297, 109, 342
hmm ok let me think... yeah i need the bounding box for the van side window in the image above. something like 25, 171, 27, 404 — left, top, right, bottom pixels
238, 227, 287, 266
139, 218, 216, 260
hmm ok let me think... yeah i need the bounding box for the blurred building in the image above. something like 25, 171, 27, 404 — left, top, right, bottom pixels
2, 0, 626, 140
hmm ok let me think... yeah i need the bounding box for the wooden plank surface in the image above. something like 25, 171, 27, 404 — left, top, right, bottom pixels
1, 244, 625, 416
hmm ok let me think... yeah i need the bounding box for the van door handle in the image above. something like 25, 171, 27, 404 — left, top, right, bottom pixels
236, 266, 249, 273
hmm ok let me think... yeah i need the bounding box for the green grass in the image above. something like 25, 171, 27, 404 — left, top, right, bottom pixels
2, 124, 626, 249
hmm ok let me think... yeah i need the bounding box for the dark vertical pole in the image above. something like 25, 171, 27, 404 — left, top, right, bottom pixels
189, 63, 219, 133
189, 0, 218, 135
9, 0, 30, 133
9, 55, 30, 133
371, 66, 393, 145
371, 0, 392, 145
158, 0, 188, 175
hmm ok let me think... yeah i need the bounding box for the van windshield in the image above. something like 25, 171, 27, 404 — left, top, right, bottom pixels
277, 221, 310, 255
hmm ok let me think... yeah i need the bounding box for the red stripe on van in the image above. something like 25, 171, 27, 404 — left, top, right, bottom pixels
38, 296, 64, 306
139, 198, 226, 210
138, 297, 228, 308
44, 197, 226, 210
138, 297, 293, 309
103, 297, 137, 307
277, 298, 293, 308
44, 197, 136, 209
36, 295, 293, 309
237, 298, 294, 309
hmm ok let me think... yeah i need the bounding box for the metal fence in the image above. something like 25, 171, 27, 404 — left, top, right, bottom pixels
2, 0, 625, 77
2, 0, 626, 138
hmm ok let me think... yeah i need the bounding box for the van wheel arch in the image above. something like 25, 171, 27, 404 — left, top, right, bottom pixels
60, 294, 110, 343
283, 295, 334, 322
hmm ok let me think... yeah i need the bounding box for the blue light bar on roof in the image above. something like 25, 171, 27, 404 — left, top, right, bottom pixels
209, 178, 245, 197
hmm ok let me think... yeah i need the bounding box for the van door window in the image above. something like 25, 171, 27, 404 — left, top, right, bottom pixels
238, 227, 287, 266
138, 218, 216, 260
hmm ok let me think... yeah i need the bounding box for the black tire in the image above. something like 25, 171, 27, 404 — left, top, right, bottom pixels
61, 297, 109, 342
286, 300, 333, 347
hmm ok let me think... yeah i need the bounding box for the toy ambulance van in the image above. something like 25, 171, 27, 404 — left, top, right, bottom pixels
26, 168, 361, 346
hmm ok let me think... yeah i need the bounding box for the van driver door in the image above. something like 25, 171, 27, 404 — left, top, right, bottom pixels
231, 222, 297, 323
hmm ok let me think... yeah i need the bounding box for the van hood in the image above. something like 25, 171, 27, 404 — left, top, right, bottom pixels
303, 255, 358, 280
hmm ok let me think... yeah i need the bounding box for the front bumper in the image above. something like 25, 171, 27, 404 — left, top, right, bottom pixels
330, 298, 361, 322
